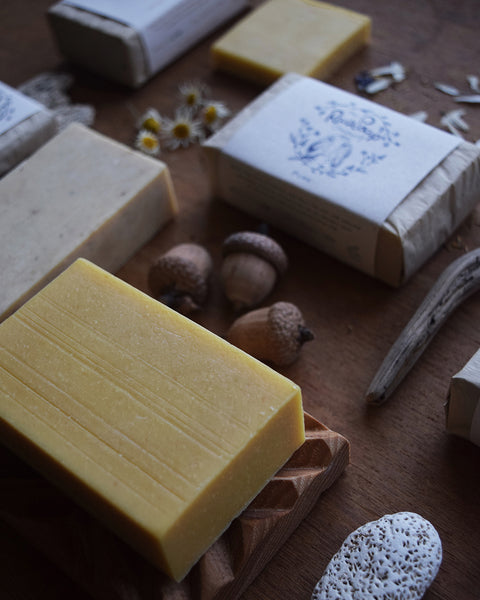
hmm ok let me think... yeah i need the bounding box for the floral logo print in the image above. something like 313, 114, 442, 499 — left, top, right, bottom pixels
289, 100, 400, 178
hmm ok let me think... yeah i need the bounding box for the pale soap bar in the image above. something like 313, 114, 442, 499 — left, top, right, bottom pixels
446, 349, 480, 446
211, 0, 371, 86
203, 73, 480, 286
0, 82, 57, 177
48, 0, 248, 88
0, 258, 305, 581
0, 123, 177, 322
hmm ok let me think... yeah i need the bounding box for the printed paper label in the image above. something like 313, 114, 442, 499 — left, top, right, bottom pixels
0, 81, 43, 136
62, 0, 247, 74
222, 78, 461, 275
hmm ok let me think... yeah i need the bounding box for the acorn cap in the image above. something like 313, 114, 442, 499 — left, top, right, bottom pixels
148, 243, 212, 313
222, 231, 288, 274
226, 301, 314, 366
267, 302, 314, 365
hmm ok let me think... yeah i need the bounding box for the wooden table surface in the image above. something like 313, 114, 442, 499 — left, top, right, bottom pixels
1, 1, 480, 599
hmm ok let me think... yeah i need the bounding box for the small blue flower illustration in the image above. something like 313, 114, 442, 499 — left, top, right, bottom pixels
289, 100, 400, 179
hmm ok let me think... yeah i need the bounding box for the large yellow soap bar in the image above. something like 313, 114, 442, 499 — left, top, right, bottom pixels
0, 259, 305, 581
211, 0, 371, 85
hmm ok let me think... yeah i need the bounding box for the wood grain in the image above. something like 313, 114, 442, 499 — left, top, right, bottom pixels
0, 414, 349, 600
1, 1, 480, 599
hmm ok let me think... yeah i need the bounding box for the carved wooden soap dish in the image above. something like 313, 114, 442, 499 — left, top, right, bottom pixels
0, 412, 349, 600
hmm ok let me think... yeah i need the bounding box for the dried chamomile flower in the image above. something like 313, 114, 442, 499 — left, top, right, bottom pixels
454, 94, 480, 104
135, 128, 161, 156
200, 100, 231, 132
137, 107, 163, 134
467, 74, 480, 93
408, 110, 428, 122
434, 82, 460, 96
178, 81, 209, 110
364, 78, 391, 94
162, 108, 204, 150
355, 61, 406, 94
370, 61, 406, 82
440, 109, 469, 137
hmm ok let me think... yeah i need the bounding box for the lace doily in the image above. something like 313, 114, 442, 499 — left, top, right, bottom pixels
312, 512, 442, 600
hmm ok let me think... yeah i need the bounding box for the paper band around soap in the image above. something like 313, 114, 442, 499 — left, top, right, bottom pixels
219, 76, 460, 277
203, 73, 480, 284
60, 0, 248, 80
0, 81, 44, 136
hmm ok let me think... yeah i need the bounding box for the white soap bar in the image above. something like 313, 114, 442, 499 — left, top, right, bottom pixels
0, 123, 177, 322
446, 349, 480, 446
48, 0, 248, 88
0, 81, 57, 177
203, 73, 480, 286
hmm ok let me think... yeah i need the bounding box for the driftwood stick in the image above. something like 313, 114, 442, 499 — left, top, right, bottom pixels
366, 248, 480, 405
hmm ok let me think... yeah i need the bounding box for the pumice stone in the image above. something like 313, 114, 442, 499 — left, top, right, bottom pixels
311, 512, 442, 600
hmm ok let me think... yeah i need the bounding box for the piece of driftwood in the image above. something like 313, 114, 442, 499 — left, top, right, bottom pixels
0, 412, 349, 600
366, 248, 480, 405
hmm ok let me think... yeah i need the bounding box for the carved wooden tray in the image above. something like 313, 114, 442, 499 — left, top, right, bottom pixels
0, 412, 349, 600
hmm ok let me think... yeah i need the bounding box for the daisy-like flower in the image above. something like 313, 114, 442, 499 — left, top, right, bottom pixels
137, 107, 163, 134
162, 108, 204, 150
135, 128, 161, 156
178, 81, 209, 110
200, 100, 231, 132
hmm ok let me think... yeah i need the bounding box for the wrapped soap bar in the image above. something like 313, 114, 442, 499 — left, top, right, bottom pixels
0, 122, 177, 322
446, 349, 480, 446
211, 0, 371, 86
48, 0, 249, 88
0, 81, 57, 177
203, 73, 480, 286
0, 258, 305, 581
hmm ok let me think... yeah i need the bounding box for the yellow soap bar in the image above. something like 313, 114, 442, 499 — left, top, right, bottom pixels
0, 259, 305, 581
211, 0, 371, 85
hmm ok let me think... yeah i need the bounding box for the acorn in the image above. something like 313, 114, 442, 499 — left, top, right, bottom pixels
148, 243, 213, 314
221, 231, 288, 311
226, 301, 314, 366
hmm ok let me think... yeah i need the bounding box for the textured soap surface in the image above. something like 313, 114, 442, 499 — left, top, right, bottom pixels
0, 122, 177, 322
0, 258, 305, 581
311, 512, 442, 600
211, 0, 371, 85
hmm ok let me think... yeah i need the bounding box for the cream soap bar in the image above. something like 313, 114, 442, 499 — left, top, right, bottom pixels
446, 349, 480, 447
203, 73, 480, 286
0, 258, 305, 581
0, 123, 177, 322
211, 0, 371, 86
48, 0, 249, 88
0, 81, 57, 177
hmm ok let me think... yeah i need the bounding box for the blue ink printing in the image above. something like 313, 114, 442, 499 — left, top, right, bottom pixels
289, 100, 400, 179
0, 90, 14, 124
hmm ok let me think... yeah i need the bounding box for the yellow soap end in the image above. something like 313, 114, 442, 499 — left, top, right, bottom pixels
211, 0, 371, 86
0, 258, 305, 581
